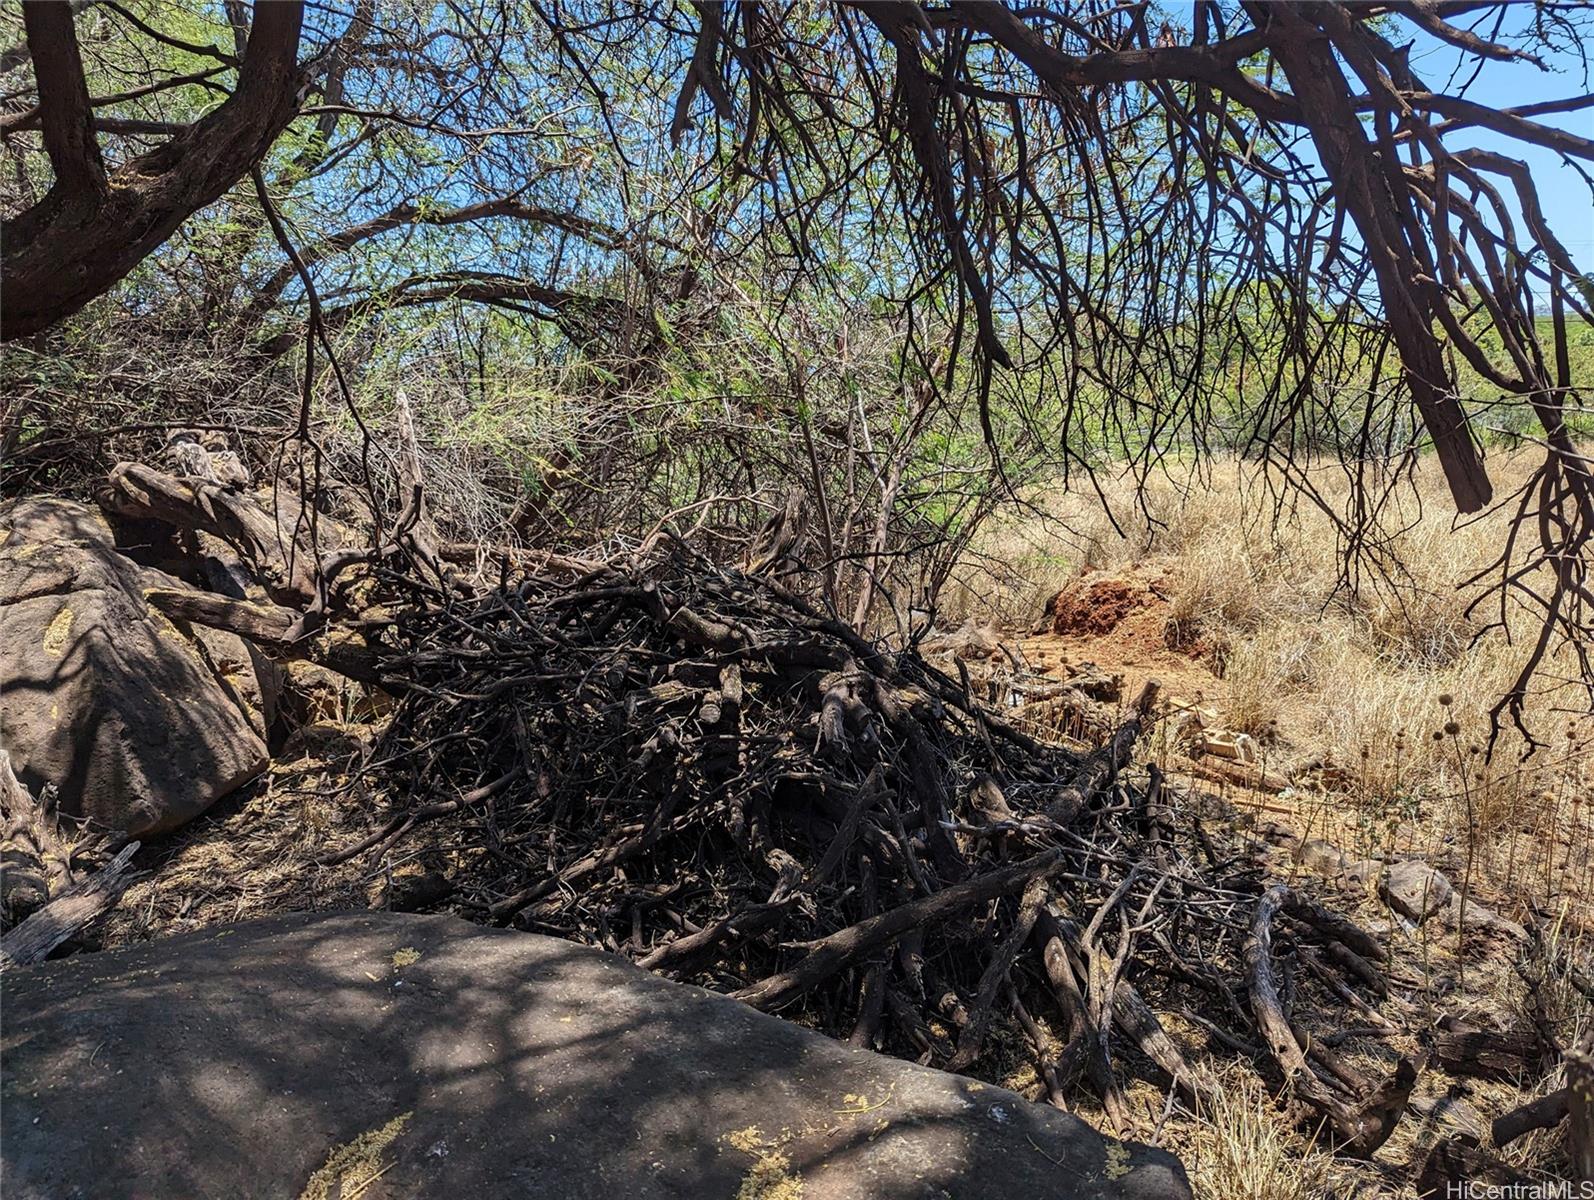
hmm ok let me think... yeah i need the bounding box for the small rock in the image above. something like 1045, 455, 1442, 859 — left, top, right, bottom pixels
1296, 838, 1347, 876
386, 872, 456, 913
1343, 858, 1381, 887
1255, 818, 1296, 843
1411, 1093, 1487, 1143
1379, 861, 1454, 925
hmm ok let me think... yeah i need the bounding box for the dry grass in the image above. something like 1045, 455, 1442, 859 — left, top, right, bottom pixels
1175, 1068, 1339, 1200
944, 450, 1594, 1194
949, 450, 1594, 902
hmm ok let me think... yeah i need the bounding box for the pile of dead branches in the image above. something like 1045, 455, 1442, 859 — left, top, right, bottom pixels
324, 546, 1420, 1156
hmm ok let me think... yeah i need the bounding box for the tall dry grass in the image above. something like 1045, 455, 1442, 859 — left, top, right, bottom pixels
1175, 1068, 1338, 1200
950, 451, 1594, 898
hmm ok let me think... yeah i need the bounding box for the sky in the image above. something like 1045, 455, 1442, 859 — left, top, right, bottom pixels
1407, 10, 1594, 275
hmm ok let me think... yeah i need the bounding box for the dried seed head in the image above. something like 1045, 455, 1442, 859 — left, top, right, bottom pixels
1438, 693, 1454, 707
1444, 721, 1461, 736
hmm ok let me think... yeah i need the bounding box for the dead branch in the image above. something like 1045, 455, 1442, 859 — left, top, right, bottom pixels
0, 842, 139, 968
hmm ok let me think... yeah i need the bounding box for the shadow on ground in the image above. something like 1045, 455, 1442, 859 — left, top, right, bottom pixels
2, 912, 1188, 1199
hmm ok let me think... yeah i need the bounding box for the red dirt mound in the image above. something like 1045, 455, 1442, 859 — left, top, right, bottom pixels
1025, 564, 1223, 713
1044, 569, 1164, 637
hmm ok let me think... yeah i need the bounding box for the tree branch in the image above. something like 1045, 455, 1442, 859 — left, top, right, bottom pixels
20, 0, 105, 198
2, 1, 307, 339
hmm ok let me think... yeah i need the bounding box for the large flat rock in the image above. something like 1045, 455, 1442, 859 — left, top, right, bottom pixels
2, 912, 1189, 1199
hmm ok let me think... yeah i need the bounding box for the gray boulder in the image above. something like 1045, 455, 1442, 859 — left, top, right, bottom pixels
3, 912, 1189, 1200
0, 497, 267, 836
1447, 896, 1529, 942
1379, 860, 1453, 925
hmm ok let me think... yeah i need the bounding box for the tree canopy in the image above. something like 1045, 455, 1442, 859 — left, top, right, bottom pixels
3, 0, 1592, 739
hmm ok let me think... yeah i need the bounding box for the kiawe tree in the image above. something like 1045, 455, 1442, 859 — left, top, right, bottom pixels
1, 1, 307, 339
678, 0, 1593, 737
3, 0, 1591, 736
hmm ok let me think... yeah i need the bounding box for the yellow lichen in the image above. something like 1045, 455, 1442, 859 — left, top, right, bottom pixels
725, 1128, 802, 1200
725, 1126, 765, 1154
736, 1150, 802, 1200
1104, 1139, 1132, 1180
391, 947, 421, 968
149, 609, 204, 663
42, 607, 74, 657
297, 1111, 412, 1200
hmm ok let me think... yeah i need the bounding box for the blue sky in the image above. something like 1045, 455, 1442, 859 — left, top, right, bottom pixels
1408, 14, 1594, 273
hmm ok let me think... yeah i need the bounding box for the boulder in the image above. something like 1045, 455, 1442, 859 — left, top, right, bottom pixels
1379, 860, 1453, 925
2, 912, 1189, 1200
0, 497, 268, 836
1446, 896, 1529, 943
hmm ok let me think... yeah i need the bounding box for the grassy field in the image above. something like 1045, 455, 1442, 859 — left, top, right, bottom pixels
953, 449, 1592, 859
945, 449, 1592, 1194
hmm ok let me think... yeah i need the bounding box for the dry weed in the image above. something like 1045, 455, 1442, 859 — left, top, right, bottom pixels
950, 451, 1594, 901
1178, 1068, 1338, 1200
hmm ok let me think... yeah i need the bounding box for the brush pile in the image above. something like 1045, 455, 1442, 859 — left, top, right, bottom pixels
48, 454, 1582, 1178
334, 544, 1421, 1155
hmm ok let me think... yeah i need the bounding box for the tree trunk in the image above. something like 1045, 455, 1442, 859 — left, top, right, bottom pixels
1260, 5, 1492, 513
2, 2, 306, 339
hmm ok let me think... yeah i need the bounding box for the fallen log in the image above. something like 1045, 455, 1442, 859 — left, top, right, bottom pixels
0, 842, 140, 968
947, 878, 1046, 1071
1282, 889, 1386, 963
639, 851, 806, 973
1416, 1138, 1529, 1197
1491, 1086, 1568, 1148
734, 849, 1065, 1011
144, 588, 388, 685
1434, 1017, 1546, 1083
1246, 884, 1415, 1156
1047, 681, 1161, 820
102, 461, 319, 602
1032, 906, 1125, 1124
